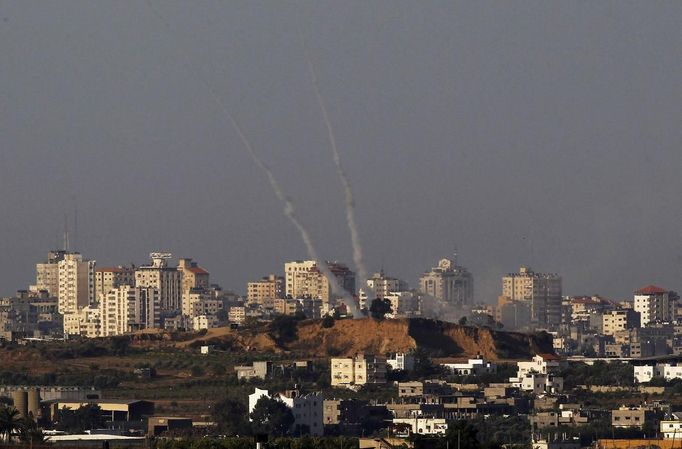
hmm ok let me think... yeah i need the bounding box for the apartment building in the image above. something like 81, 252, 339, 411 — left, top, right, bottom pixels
95, 266, 135, 303
63, 305, 101, 338
284, 260, 355, 303
501, 266, 562, 327
419, 258, 473, 306
100, 286, 160, 336
135, 253, 182, 312
603, 309, 640, 335
634, 285, 674, 326
247, 275, 284, 303
30, 250, 67, 296
57, 253, 96, 315
366, 271, 408, 299
331, 354, 387, 387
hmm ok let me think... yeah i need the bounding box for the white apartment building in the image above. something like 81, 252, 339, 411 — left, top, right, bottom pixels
502, 267, 562, 326
331, 354, 387, 387
100, 286, 160, 336
366, 271, 408, 299
419, 258, 473, 306
57, 253, 96, 315
512, 373, 564, 395
135, 253, 182, 312
228, 306, 246, 324
284, 260, 355, 303
441, 357, 497, 375
633, 285, 674, 326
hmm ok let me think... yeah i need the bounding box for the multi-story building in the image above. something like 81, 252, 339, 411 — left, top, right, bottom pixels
177, 258, 209, 316
0, 291, 62, 339
365, 271, 408, 299
63, 305, 101, 338
611, 406, 657, 429
419, 258, 473, 306
603, 309, 640, 336
247, 275, 284, 303
95, 266, 135, 303
331, 354, 387, 387
386, 353, 415, 371
135, 253, 182, 312
30, 250, 67, 296
57, 253, 96, 315
634, 285, 674, 326
501, 266, 562, 327
495, 295, 532, 330
100, 286, 160, 336
284, 260, 355, 303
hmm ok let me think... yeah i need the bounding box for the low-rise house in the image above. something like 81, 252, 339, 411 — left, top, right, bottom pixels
441, 357, 497, 375
331, 354, 387, 387
234, 361, 272, 381
611, 406, 659, 429
634, 364, 682, 383
660, 413, 682, 439
391, 418, 447, 435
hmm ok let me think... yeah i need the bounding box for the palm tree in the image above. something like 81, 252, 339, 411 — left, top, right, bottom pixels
0, 405, 24, 443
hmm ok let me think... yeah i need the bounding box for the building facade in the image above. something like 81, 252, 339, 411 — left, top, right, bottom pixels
419, 258, 473, 307
57, 253, 96, 315
135, 253, 182, 312
284, 260, 355, 303
634, 285, 674, 326
247, 275, 284, 303
501, 266, 562, 327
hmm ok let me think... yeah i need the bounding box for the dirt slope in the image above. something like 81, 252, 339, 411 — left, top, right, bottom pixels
179, 318, 553, 361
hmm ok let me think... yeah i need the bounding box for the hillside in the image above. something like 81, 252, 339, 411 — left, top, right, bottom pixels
178, 317, 553, 361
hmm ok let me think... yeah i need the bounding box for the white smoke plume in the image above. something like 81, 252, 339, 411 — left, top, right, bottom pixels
144, 1, 360, 317
299, 27, 374, 303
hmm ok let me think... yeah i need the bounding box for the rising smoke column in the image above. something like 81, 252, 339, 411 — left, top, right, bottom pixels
144, 1, 360, 317
300, 28, 374, 303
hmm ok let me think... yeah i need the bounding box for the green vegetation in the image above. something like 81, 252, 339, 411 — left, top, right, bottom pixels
561, 361, 634, 389
369, 298, 392, 320
250, 396, 295, 436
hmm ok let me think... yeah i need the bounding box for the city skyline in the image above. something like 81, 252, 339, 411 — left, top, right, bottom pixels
2, 1, 681, 302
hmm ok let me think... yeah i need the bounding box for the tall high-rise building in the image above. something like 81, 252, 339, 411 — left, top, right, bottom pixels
95, 266, 135, 303
501, 266, 562, 327
284, 260, 355, 303
135, 253, 182, 312
101, 285, 160, 336
419, 258, 473, 306
247, 274, 284, 304
57, 253, 96, 315
177, 258, 209, 316
634, 285, 674, 326
30, 250, 67, 295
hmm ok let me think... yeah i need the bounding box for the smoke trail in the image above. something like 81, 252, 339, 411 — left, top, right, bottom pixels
299, 27, 374, 303
144, 1, 360, 317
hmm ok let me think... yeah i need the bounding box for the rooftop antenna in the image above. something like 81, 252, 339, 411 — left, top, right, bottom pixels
453, 246, 459, 266
63, 214, 70, 252
73, 205, 78, 252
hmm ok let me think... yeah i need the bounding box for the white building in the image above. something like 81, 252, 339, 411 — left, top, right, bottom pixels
57, 253, 96, 315
634, 285, 674, 326
101, 286, 160, 336
512, 373, 564, 394
392, 418, 448, 436
247, 388, 323, 436
386, 353, 415, 371
634, 364, 682, 383
516, 354, 562, 378
661, 414, 682, 439
441, 357, 497, 375
31, 250, 66, 296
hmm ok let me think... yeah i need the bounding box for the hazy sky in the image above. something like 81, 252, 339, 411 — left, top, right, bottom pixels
1, 1, 681, 302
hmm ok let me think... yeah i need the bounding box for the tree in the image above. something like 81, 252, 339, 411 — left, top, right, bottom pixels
369, 298, 392, 320
213, 397, 249, 436
55, 404, 105, 433
321, 315, 335, 328
442, 420, 480, 449
0, 406, 23, 442
216, 309, 229, 322
269, 315, 299, 344
250, 396, 295, 437
110, 336, 130, 356
458, 316, 468, 326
